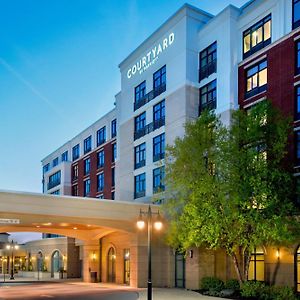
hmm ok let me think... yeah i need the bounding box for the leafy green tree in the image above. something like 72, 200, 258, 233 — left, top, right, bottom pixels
165, 101, 298, 283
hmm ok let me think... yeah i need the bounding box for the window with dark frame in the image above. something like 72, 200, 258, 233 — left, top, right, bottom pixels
199, 42, 217, 81
97, 173, 104, 192
245, 60, 267, 98
84, 136, 92, 154
112, 168, 115, 187
295, 86, 300, 121
72, 144, 80, 161
43, 163, 50, 174
134, 112, 146, 132
48, 171, 61, 190
53, 157, 58, 167
72, 184, 78, 196
97, 126, 106, 146
296, 131, 300, 165
293, 0, 300, 29
84, 158, 91, 175
199, 80, 217, 114
61, 151, 68, 162
97, 150, 105, 168
296, 41, 300, 75
134, 143, 146, 169
84, 179, 91, 197
72, 164, 78, 181
111, 119, 117, 138
111, 191, 115, 200
153, 100, 165, 123
134, 173, 146, 199
135, 81, 146, 103
153, 166, 165, 194
153, 133, 165, 162
112, 143, 117, 162
243, 15, 271, 58
153, 65, 166, 90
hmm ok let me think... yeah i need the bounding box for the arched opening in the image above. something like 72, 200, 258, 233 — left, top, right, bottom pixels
37, 251, 43, 272
51, 250, 63, 278
248, 247, 264, 281
296, 245, 300, 292
107, 247, 116, 283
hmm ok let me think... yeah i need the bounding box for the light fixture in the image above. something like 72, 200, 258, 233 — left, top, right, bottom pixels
276, 248, 280, 259
154, 212, 163, 231
73, 227, 77, 230
36, 225, 40, 228
6, 245, 10, 250
92, 252, 96, 260
137, 210, 145, 229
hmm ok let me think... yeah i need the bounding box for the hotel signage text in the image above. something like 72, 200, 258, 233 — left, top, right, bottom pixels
127, 32, 175, 79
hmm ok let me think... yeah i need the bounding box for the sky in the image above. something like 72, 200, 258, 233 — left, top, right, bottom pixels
0, 0, 248, 242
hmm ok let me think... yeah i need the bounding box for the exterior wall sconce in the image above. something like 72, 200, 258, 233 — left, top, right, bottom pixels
189, 249, 193, 258
92, 252, 96, 261
276, 248, 280, 260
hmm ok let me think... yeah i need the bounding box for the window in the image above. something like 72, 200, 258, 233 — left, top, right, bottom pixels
134, 173, 146, 199
97, 173, 104, 192
48, 171, 61, 190
97, 150, 105, 168
135, 81, 146, 103
296, 86, 300, 121
84, 158, 91, 175
112, 143, 117, 162
135, 143, 146, 169
199, 80, 217, 113
72, 184, 78, 196
72, 164, 78, 181
43, 163, 50, 174
243, 15, 271, 58
84, 136, 92, 154
153, 65, 166, 90
72, 144, 80, 161
124, 249, 130, 285
134, 112, 146, 132
296, 41, 300, 75
199, 42, 217, 81
112, 168, 115, 187
111, 119, 117, 138
111, 191, 115, 200
51, 190, 60, 195
293, 0, 300, 29
248, 247, 264, 281
84, 179, 91, 197
153, 166, 165, 193
153, 100, 165, 123
53, 157, 58, 167
153, 133, 165, 162
61, 151, 68, 162
296, 131, 300, 165
97, 126, 106, 146
245, 60, 267, 98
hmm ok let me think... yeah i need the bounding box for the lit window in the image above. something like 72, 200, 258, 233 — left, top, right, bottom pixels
243, 15, 271, 58
248, 247, 264, 281
199, 42, 217, 81
245, 60, 267, 98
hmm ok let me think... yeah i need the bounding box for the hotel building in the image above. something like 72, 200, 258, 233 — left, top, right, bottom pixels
39, 0, 300, 291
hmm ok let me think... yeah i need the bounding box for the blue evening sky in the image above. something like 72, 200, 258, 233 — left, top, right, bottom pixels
0, 0, 248, 195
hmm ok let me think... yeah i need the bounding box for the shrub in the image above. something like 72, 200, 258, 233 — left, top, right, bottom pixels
225, 279, 240, 291
270, 286, 297, 300
240, 280, 266, 298
200, 276, 224, 292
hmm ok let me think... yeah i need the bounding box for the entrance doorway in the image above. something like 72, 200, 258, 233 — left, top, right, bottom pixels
175, 251, 185, 288
51, 250, 63, 278
107, 247, 116, 282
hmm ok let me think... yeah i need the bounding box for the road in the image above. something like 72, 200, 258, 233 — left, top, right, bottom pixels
0, 282, 139, 300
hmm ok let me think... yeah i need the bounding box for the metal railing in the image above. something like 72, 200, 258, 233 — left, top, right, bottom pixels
134, 117, 165, 141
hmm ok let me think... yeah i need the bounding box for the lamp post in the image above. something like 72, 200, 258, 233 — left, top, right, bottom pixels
6, 240, 19, 280
137, 206, 163, 300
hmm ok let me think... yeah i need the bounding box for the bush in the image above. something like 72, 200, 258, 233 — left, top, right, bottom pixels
270, 286, 297, 300
200, 276, 224, 292
225, 279, 240, 291
240, 281, 266, 298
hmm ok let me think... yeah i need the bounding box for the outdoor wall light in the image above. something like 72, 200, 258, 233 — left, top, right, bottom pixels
189, 250, 193, 258
137, 210, 146, 229
276, 248, 280, 259
92, 252, 96, 260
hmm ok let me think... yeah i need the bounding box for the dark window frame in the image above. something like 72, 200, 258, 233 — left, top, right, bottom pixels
111, 119, 117, 138
153, 100, 165, 123
84, 135, 92, 154
153, 133, 165, 162
112, 143, 117, 162
72, 144, 80, 161
199, 42, 217, 81
295, 86, 300, 121
97, 126, 106, 147
61, 151, 68, 162
293, 0, 300, 30
199, 80, 217, 114
84, 158, 91, 176
134, 112, 146, 132
134, 143, 146, 169
153, 65, 166, 90
153, 166, 165, 193
97, 150, 105, 169
135, 81, 146, 103
84, 179, 91, 197
134, 173, 146, 199
97, 172, 104, 192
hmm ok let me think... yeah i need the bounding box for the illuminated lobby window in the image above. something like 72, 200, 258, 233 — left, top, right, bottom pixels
248, 247, 264, 281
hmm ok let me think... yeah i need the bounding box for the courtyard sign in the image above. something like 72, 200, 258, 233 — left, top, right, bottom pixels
127, 32, 175, 79
0, 218, 20, 224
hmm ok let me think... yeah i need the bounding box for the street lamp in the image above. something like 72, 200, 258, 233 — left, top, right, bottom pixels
6, 240, 19, 280
137, 206, 163, 300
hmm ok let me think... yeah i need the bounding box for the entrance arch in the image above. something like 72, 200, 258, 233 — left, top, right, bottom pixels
51, 250, 63, 278
107, 247, 116, 282
37, 251, 43, 272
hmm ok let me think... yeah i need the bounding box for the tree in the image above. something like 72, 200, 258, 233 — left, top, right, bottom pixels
165, 101, 299, 283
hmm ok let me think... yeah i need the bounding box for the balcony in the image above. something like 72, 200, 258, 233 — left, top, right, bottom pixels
135, 160, 146, 170
199, 60, 217, 81
134, 190, 145, 199
134, 84, 166, 111
199, 99, 217, 115
47, 179, 61, 190
134, 117, 165, 141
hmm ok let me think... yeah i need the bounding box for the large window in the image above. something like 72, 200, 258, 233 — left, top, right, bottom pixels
296, 41, 300, 75
134, 112, 146, 132
97, 126, 106, 146
135, 81, 146, 103
43, 163, 50, 174
135, 143, 146, 169
84, 179, 91, 197
61, 151, 68, 162
153, 166, 165, 193
153, 133, 165, 162
97, 173, 104, 192
134, 173, 146, 199
72, 144, 80, 161
84, 136, 92, 154
72, 184, 78, 196
199, 42, 217, 81
72, 164, 78, 181
111, 119, 117, 138
112, 143, 117, 162
153, 100, 165, 123
248, 247, 264, 281
97, 150, 105, 168
53, 157, 58, 167
199, 80, 217, 113
84, 158, 91, 175
48, 171, 61, 190
296, 131, 300, 165
153, 65, 166, 90
243, 15, 271, 58
245, 60, 267, 98
293, 0, 300, 29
